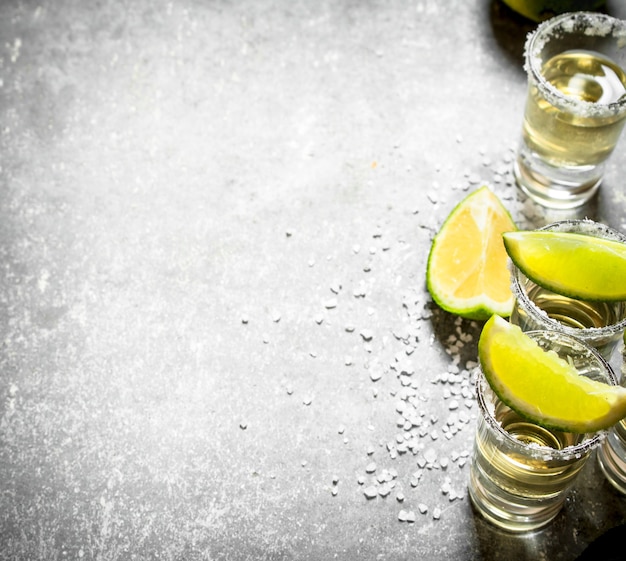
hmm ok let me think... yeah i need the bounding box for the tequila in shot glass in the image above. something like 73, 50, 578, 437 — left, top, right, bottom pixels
468, 330, 616, 533
510, 219, 626, 363
514, 12, 626, 209
598, 346, 626, 494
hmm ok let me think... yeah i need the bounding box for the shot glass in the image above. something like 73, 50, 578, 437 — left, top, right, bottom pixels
510, 219, 626, 363
514, 12, 626, 209
597, 346, 626, 494
468, 329, 616, 533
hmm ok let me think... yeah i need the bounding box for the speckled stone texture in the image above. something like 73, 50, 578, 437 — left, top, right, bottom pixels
1, 1, 626, 560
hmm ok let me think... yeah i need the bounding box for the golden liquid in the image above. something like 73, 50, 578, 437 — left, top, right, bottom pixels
470, 399, 592, 531
523, 50, 626, 167
475, 402, 585, 498
511, 282, 626, 361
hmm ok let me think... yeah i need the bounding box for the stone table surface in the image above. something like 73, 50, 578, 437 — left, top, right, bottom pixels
2, 1, 626, 560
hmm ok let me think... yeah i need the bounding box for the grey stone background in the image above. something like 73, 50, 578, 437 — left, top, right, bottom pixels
1, 1, 626, 559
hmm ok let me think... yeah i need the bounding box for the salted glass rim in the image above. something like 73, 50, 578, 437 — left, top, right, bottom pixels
524, 11, 626, 117
474, 329, 616, 461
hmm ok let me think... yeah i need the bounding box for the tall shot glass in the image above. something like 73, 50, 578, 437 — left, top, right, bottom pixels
597, 348, 626, 494
514, 12, 626, 209
468, 330, 617, 533
510, 219, 626, 364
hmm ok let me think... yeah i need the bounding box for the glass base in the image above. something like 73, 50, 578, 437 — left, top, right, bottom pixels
514, 151, 602, 210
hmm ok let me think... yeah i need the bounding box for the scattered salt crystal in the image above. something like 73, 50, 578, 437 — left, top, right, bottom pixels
364, 486, 378, 499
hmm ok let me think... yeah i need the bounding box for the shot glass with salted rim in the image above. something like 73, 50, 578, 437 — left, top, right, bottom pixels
468, 329, 617, 533
514, 12, 626, 209
509, 219, 626, 364
598, 347, 626, 494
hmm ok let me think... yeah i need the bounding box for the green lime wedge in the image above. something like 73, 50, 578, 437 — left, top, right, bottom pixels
478, 315, 626, 433
503, 230, 626, 302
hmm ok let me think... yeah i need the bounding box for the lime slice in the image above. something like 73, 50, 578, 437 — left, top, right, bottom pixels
426, 186, 516, 321
503, 230, 626, 302
478, 314, 626, 433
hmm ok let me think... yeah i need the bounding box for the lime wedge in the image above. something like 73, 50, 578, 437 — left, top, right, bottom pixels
503, 230, 626, 302
478, 314, 626, 433
426, 186, 516, 320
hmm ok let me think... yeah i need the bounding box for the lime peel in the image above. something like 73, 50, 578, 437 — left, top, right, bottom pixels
478, 315, 626, 433
503, 230, 626, 302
